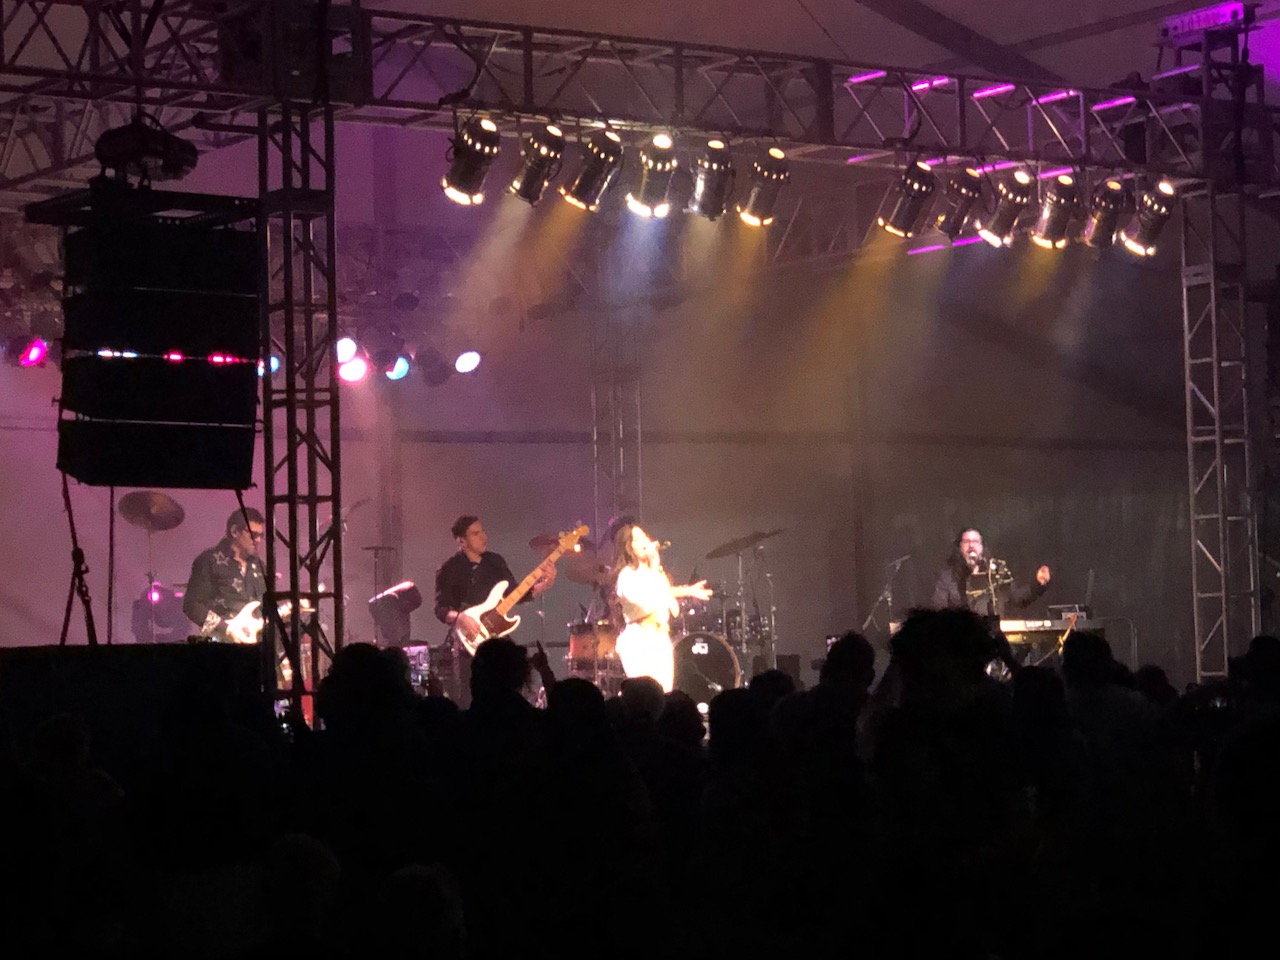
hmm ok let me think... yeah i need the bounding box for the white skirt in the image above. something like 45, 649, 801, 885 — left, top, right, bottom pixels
615, 622, 674, 693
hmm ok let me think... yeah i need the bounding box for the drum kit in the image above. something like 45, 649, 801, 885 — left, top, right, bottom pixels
534, 526, 785, 707
116, 490, 188, 643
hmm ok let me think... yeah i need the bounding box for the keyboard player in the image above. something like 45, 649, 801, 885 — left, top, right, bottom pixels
930, 527, 1050, 616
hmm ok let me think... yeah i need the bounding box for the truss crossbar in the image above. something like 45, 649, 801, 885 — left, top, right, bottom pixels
4, 1, 1276, 213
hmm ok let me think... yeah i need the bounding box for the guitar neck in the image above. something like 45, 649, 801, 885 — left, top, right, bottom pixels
495, 544, 570, 616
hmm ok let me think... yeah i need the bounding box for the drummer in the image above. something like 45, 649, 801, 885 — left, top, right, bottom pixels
611, 523, 712, 692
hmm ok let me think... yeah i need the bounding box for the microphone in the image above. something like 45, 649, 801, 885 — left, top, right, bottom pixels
656, 540, 672, 550
887, 553, 911, 567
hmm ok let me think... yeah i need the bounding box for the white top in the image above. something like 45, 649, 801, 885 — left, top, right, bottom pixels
615, 564, 678, 627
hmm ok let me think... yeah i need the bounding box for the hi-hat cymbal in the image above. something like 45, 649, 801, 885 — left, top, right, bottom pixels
117, 490, 185, 532
704, 528, 785, 560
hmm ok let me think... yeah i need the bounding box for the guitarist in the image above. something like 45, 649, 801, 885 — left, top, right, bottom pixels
433, 515, 557, 703
183, 507, 268, 641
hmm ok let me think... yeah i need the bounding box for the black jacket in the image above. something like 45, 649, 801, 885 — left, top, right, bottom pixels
183, 538, 267, 637
930, 557, 1047, 616
433, 550, 532, 624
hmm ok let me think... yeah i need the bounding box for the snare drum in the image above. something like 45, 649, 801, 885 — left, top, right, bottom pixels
672, 631, 741, 708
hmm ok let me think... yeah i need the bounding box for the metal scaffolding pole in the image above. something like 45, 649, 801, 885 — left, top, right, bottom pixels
591, 303, 644, 540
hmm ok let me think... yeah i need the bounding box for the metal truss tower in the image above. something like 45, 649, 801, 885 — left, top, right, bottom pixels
255, 3, 354, 714
1174, 15, 1267, 682
259, 97, 345, 714
1181, 185, 1259, 681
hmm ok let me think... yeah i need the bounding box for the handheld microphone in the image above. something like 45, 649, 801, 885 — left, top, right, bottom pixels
656, 540, 672, 550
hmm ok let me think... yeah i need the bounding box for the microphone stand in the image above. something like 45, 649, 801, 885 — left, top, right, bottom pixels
861, 555, 909, 633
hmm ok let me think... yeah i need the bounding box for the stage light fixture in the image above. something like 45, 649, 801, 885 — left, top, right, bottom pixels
94, 114, 198, 182
337, 356, 370, 383
561, 130, 624, 212
2, 335, 50, 367
687, 139, 735, 221
368, 580, 423, 646
336, 336, 359, 364
1081, 179, 1129, 249
256, 354, 281, 377
877, 160, 937, 238
1030, 173, 1078, 250
976, 169, 1033, 247
933, 167, 984, 241
455, 350, 482, 374
1120, 180, 1176, 257
442, 117, 502, 206
509, 123, 566, 205
626, 132, 678, 219
416, 347, 454, 387
737, 147, 789, 227
385, 353, 412, 381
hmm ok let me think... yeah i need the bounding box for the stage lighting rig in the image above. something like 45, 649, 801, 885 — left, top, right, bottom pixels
94, 114, 198, 183
688, 140, 734, 220
933, 168, 983, 241
561, 130, 624, 212
1121, 180, 1176, 257
442, 117, 502, 206
977, 170, 1033, 247
738, 147, 789, 227
1081, 179, 1129, 249
626, 132, 678, 219
877, 160, 937, 238
509, 123, 566, 205
1030, 173, 1078, 250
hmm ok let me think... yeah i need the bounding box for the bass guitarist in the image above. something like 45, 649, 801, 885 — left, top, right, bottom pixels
183, 507, 268, 641
433, 514, 557, 703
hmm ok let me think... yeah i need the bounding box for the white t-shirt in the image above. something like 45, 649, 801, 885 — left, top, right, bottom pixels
615, 564, 677, 627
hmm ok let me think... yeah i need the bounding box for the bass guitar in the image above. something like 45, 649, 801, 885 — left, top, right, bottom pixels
453, 525, 588, 655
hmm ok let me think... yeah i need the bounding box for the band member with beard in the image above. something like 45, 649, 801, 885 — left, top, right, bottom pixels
931, 527, 1050, 616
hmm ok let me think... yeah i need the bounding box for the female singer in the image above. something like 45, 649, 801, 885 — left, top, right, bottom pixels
612, 523, 712, 692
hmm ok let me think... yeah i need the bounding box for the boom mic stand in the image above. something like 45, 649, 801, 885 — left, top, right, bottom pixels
861, 554, 910, 633
58, 472, 99, 647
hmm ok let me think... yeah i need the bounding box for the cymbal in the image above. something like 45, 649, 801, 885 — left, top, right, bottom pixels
117, 490, 185, 532
564, 553, 610, 586
704, 528, 785, 560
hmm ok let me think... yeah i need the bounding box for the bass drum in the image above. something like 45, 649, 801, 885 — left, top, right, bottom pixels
672, 631, 741, 709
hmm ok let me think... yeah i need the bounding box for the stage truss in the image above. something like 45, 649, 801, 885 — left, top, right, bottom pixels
3, 0, 1276, 679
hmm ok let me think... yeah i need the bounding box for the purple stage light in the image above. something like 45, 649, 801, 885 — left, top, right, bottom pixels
972, 83, 1016, 99
1091, 95, 1137, 112
17, 338, 48, 366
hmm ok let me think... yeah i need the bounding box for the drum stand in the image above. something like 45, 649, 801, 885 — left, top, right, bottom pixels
726, 545, 780, 678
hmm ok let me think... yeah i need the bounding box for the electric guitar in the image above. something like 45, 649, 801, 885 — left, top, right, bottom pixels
223, 597, 312, 645
452, 525, 588, 656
